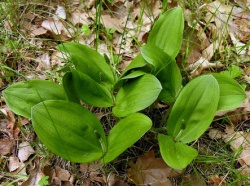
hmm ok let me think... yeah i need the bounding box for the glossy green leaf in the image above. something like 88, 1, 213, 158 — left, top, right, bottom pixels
148, 7, 184, 58
102, 113, 152, 163
212, 73, 246, 111
62, 72, 80, 104
31, 100, 107, 163
57, 43, 115, 87
120, 70, 147, 80
71, 70, 114, 107
120, 54, 147, 78
141, 44, 173, 75
113, 74, 162, 117
3, 80, 66, 118
166, 75, 220, 143
158, 61, 182, 102
158, 134, 198, 170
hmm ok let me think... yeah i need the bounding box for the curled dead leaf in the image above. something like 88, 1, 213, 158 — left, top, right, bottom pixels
127, 151, 182, 185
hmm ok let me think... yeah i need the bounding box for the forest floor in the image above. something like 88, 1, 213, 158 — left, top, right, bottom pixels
1, 0, 250, 185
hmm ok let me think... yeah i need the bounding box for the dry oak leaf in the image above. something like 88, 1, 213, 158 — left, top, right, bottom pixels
223, 129, 250, 166
18, 142, 35, 162
0, 137, 14, 155
21, 160, 45, 186
101, 14, 123, 33
127, 151, 182, 186
208, 175, 226, 186
55, 166, 71, 181
70, 11, 90, 26
41, 19, 63, 35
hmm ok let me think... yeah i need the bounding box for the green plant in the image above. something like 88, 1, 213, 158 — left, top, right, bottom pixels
3, 7, 247, 170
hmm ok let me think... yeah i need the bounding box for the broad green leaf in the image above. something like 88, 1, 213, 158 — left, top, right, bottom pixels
71, 69, 114, 107
220, 65, 242, 79
57, 43, 115, 87
120, 70, 147, 80
147, 7, 184, 58
158, 134, 198, 170
158, 61, 182, 102
31, 100, 107, 163
62, 72, 80, 104
212, 73, 246, 111
141, 44, 173, 75
120, 54, 147, 78
3, 80, 66, 118
166, 75, 220, 143
102, 113, 152, 163
113, 74, 162, 117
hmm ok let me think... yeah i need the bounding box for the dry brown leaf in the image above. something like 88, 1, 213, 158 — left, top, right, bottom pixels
101, 14, 123, 33
36, 53, 51, 70
186, 57, 223, 77
208, 175, 227, 186
18, 142, 35, 162
21, 160, 45, 186
31, 27, 48, 37
223, 129, 250, 166
6, 108, 19, 138
55, 5, 66, 20
234, 0, 250, 8
8, 156, 20, 172
208, 129, 223, 140
70, 11, 90, 26
55, 166, 71, 181
0, 137, 14, 155
127, 151, 182, 186
41, 19, 64, 35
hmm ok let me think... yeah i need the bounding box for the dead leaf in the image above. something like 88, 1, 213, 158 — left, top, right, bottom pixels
41, 19, 64, 35
55, 166, 70, 181
36, 53, 51, 70
21, 159, 45, 186
223, 130, 250, 166
208, 129, 223, 140
8, 156, 20, 172
31, 27, 48, 37
18, 142, 35, 162
55, 5, 66, 20
186, 57, 223, 77
208, 175, 227, 186
0, 137, 14, 155
101, 14, 123, 33
127, 151, 182, 186
70, 11, 90, 26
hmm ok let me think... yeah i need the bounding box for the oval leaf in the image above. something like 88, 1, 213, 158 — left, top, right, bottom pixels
57, 43, 115, 87
120, 54, 147, 78
212, 73, 246, 111
158, 134, 198, 170
158, 61, 182, 102
120, 70, 147, 80
102, 113, 152, 163
62, 72, 80, 103
72, 69, 114, 107
31, 100, 107, 163
147, 7, 184, 58
113, 74, 162, 117
3, 80, 66, 118
141, 44, 173, 75
166, 75, 220, 143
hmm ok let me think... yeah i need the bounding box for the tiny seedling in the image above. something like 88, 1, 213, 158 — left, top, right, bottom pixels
3, 7, 246, 170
